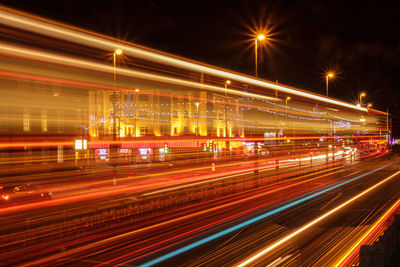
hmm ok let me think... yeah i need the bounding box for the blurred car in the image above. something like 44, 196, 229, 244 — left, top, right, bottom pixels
0, 184, 52, 205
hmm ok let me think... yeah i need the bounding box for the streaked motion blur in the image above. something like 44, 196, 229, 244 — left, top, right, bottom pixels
0, 6, 396, 267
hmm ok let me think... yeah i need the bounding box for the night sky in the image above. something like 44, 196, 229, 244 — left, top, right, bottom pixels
1, 0, 399, 134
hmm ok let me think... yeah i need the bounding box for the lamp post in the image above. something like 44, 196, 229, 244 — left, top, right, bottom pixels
224, 80, 231, 157
255, 34, 265, 78
285, 96, 291, 106
367, 103, 372, 110
195, 102, 200, 136
224, 80, 231, 138
113, 48, 122, 141
134, 88, 139, 137
359, 92, 366, 105
326, 73, 333, 96
112, 48, 122, 186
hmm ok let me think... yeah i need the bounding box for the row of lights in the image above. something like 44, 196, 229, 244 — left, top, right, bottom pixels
115, 47, 372, 112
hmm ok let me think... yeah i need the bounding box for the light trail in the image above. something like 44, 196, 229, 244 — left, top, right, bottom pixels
0, 7, 368, 111
236, 170, 400, 267
138, 161, 399, 267
143, 150, 346, 196
336, 197, 400, 266
0, 43, 279, 102
22, 165, 344, 266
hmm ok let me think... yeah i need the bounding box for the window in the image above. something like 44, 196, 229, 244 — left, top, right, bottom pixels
173, 111, 178, 118
139, 94, 149, 101
23, 109, 30, 131
173, 127, 178, 135
41, 109, 47, 132
140, 126, 149, 135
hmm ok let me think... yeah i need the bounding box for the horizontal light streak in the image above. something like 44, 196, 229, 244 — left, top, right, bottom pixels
21, 165, 342, 266
0, 70, 336, 120
237, 170, 400, 267
139, 161, 399, 267
0, 43, 280, 102
0, 8, 368, 111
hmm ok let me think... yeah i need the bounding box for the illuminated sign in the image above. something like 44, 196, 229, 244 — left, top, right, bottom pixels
75, 140, 82, 150
97, 149, 108, 155
119, 148, 129, 154
139, 148, 150, 155
75, 139, 87, 150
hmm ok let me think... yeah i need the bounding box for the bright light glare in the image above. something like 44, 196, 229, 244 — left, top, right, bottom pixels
327, 73, 334, 78
114, 48, 122, 55
257, 34, 265, 41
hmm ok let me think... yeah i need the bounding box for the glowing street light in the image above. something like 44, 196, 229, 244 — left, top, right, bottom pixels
367, 103, 372, 110
359, 92, 366, 105
224, 80, 231, 138
255, 34, 265, 78
134, 88, 140, 137
112, 48, 122, 186
325, 72, 334, 96
195, 102, 200, 136
286, 96, 291, 106
113, 48, 123, 141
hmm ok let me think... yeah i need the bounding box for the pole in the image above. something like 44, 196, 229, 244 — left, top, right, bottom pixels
224, 82, 229, 155
113, 53, 117, 141
224, 83, 228, 138
134, 91, 137, 137
255, 39, 258, 78
387, 107, 389, 141
112, 53, 117, 186
196, 104, 199, 136
196, 103, 199, 164
326, 75, 329, 96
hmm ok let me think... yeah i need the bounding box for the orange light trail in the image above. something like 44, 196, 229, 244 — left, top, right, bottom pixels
236, 170, 400, 267
336, 197, 400, 266
23, 166, 346, 266
0, 7, 368, 111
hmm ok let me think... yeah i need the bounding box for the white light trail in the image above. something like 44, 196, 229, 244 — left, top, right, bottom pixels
236, 170, 400, 267
0, 7, 367, 111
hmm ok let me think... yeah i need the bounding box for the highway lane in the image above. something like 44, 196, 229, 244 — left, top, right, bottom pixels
154, 156, 400, 267
0, 161, 356, 263
0, 151, 350, 264
17, 155, 397, 267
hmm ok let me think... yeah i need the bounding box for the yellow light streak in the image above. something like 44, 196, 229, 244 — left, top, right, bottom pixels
236, 170, 400, 267
0, 8, 368, 111
0, 43, 279, 102
335, 197, 400, 266
23, 166, 343, 266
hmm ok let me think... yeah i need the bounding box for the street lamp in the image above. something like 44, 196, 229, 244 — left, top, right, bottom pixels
359, 92, 366, 105
224, 80, 231, 138
286, 96, 291, 106
134, 88, 139, 137
195, 102, 200, 136
367, 103, 372, 110
112, 48, 122, 186
325, 73, 334, 96
113, 48, 123, 141
255, 34, 265, 78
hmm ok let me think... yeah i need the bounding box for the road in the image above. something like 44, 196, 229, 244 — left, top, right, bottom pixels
1, 152, 398, 266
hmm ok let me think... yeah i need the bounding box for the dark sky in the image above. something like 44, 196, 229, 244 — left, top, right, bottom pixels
1, 0, 400, 134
